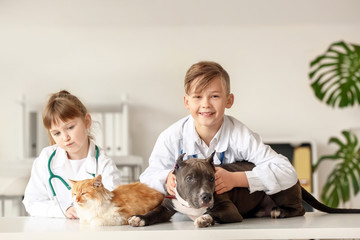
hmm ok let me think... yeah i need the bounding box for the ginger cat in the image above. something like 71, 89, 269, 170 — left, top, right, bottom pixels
69, 175, 164, 226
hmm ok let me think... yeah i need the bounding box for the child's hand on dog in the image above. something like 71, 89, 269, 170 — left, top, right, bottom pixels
215, 167, 249, 194
215, 167, 236, 194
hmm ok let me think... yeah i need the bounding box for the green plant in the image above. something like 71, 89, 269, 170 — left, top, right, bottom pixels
312, 131, 360, 207
310, 41, 360, 108
310, 40, 360, 207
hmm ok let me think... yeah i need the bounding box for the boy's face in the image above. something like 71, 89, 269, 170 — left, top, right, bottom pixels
184, 77, 234, 132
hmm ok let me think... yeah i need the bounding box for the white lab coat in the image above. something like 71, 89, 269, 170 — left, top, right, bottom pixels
23, 141, 122, 218
140, 115, 298, 195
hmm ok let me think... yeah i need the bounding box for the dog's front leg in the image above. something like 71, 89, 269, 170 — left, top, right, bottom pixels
128, 200, 176, 227
205, 195, 243, 225
195, 204, 242, 228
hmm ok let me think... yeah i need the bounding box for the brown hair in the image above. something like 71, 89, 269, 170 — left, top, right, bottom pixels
43, 90, 90, 144
184, 61, 230, 95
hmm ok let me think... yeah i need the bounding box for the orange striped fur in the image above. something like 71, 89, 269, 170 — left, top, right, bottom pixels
70, 175, 163, 226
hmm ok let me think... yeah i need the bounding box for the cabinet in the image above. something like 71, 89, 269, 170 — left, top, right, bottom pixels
91, 109, 128, 157
89, 98, 142, 183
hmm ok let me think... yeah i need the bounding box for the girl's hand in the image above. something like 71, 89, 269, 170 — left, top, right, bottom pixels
166, 171, 176, 196
65, 206, 78, 219
215, 167, 235, 194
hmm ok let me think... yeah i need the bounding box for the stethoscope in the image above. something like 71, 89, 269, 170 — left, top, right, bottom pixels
48, 145, 99, 217
180, 149, 225, 164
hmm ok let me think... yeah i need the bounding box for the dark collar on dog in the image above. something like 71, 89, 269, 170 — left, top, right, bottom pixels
165, 195, 176, 199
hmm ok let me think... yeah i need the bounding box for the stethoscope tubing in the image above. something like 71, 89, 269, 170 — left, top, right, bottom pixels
48, 145, 99, 197
48, 150, 71, 197
47, 145, 99, 218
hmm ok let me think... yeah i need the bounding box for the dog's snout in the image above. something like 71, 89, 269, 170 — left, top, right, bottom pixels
200, 193, 212, 203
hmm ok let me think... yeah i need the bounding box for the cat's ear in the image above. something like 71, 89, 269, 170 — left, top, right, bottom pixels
93, 175, 103, 188
68, 179, 77, 185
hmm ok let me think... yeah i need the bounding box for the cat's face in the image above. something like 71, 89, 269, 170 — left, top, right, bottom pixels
70, 175, 104, 207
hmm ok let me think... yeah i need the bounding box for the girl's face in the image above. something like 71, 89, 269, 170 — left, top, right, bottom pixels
184, 77, 234, 133
49, 114, 91, 160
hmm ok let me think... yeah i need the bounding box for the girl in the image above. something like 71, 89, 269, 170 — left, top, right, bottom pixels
23, 90, 122, 218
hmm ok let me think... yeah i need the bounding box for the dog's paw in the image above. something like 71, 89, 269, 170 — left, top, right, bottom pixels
128, 216, 146, 227
194, 214, 214, 228
270, 207, 281, 218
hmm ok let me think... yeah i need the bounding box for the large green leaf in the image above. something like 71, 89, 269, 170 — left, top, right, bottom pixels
313, 130, 360, 207
309, 41, 360, 108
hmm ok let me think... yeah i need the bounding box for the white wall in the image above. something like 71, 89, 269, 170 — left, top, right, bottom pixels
1, 0, 360, 199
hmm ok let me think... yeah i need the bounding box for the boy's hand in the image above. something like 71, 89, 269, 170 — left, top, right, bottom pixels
215, 167, 235, 194
65, 206, 78, 219
166, 171, 176, 196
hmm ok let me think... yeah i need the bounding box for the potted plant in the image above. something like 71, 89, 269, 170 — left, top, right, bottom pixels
310, 41, 360, 207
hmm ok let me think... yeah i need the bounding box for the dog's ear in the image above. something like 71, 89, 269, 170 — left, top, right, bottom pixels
207, 152, 216, 169
174, 153, 186, 173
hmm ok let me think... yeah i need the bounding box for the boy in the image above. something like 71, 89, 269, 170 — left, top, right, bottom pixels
140, 61, 298, 197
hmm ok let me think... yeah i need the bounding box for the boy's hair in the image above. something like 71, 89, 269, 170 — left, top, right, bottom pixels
184, 61, 230, 95
43, 90, 90, 144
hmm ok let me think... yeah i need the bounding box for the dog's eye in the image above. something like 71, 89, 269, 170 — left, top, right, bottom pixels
185, 176, 193, 183
209, 176, 214, 182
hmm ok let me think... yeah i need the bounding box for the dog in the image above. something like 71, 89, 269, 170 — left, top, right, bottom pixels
129, 153, 360, 227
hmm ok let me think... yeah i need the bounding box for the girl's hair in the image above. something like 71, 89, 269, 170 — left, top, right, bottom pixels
184, 61, 230, 95
43, 90, 90, 145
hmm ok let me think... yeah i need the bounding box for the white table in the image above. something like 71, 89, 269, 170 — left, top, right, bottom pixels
1, 212, 359, 240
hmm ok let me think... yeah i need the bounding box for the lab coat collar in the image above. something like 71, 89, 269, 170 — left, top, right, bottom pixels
182, 116, 201, 157
84, 141, 98, 176
182, 115, 230, 157
51, 146, 68, 170
216, 116, 231, 153
52, 140, 97, 174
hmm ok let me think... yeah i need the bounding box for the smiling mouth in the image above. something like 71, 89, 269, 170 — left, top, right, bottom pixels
199, 112, 214, 117
66, 143, 74, 147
